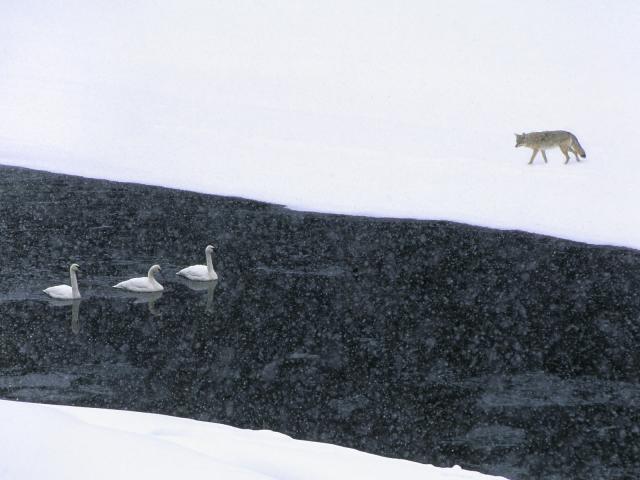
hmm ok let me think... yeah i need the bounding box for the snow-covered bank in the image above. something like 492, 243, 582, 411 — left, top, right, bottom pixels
0, 400, 507, 480
1, 1, 640, 248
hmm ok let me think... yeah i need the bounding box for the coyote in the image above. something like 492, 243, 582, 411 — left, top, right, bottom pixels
515, 131, 586, 164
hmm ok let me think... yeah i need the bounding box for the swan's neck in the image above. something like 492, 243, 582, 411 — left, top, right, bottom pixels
206, 250, 215, 276
70, 269, 80, 298
147, 268, 162, 288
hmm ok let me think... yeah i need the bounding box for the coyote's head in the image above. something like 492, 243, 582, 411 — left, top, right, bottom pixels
514, 133, 526, 148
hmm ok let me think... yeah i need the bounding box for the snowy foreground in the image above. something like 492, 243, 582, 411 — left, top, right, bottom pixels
2, 2, 640, 249
0, 400, 506, 480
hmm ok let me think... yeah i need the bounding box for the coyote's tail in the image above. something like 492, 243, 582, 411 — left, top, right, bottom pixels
570, 134, 586, 158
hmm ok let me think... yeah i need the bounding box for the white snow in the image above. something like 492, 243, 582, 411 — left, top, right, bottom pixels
0, 400, 506, 480
1, 1, 639, 248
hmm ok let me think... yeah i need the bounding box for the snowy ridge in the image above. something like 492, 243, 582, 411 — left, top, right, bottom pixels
0, 400, 507, 480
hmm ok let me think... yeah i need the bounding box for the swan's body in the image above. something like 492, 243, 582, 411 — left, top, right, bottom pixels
113, 264, 163, 292
177, 245, 218, 281
44, 264, 81, 300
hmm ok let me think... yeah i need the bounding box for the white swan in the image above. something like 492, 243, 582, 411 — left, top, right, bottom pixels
113, 264, 164, 292
43, 263, 81, 299
176, 245, 218, 281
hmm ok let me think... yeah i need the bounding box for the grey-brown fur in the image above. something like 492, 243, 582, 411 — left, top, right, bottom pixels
515, 130, 586, 164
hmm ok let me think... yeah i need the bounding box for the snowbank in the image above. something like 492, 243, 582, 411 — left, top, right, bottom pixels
0, 400, 506, 480
1, 2, 639, 248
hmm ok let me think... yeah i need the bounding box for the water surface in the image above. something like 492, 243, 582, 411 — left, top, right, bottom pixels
1, 166, 639, 479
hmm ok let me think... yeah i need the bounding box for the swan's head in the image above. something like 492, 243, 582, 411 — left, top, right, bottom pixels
70, 263, 80, 272
205, 245, 215, 253
149, 264, 161, 275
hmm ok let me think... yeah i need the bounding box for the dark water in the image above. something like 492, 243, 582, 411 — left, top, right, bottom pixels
1, 165, 639, 479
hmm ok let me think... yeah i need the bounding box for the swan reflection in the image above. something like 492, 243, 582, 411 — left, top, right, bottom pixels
132, 291, 163, 315
113, 290, 164, 315
178, 278, 218, 313
47, 299, 81, 334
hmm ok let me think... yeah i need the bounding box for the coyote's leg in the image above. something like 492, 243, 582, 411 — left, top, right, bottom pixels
528, 148, 539, 164
570, 146, 581, 161
560, 145, 570, 164
541, 150, 548, 163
